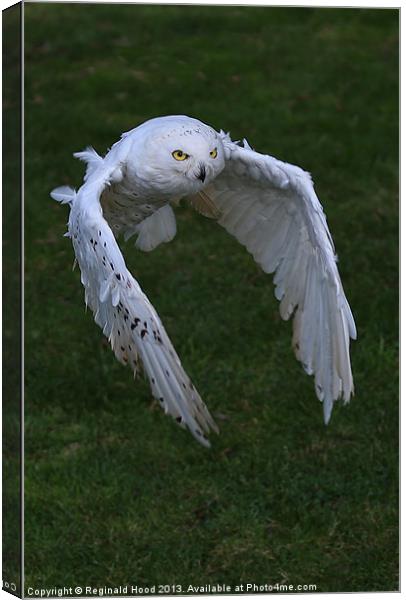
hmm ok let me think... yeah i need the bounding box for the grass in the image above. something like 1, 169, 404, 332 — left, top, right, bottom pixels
23, 4, 398, 593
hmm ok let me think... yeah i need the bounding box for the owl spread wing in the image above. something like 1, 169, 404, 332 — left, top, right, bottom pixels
191, 134, 356, 423
51, 157, 218, 446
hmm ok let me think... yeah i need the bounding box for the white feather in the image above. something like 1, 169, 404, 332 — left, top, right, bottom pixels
134, 205, 177, 252
50, 186, 76, 205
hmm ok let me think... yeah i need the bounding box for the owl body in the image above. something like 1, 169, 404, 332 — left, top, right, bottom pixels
52, 115, 356, 446
93, 116, 227, 236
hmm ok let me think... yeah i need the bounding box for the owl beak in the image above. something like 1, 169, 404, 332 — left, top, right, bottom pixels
196, 163, 206, 183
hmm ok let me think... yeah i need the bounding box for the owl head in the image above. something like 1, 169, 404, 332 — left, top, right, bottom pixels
131, 116, 226, 196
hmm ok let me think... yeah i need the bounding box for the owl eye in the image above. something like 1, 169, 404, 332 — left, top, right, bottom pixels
172, 149, 189, 161
209, 148, 218, 159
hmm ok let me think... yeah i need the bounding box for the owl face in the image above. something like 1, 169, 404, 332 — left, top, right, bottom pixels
136, 118, 226, 195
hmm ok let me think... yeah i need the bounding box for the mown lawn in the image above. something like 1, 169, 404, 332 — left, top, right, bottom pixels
24, 4, 398, 593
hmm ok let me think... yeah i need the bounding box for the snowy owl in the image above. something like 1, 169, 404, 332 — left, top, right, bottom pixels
51, 115, 356, 447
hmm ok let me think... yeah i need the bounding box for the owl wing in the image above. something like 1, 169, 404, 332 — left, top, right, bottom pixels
51, 158, 218, 447
192, 134, 356, 423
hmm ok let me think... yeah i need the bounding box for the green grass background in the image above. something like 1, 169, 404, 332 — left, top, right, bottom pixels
24, 4, 398, 593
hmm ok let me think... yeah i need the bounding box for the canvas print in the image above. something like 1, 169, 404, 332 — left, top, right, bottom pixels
2, 1, 399, 596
